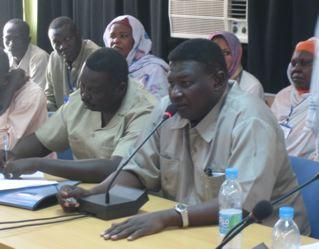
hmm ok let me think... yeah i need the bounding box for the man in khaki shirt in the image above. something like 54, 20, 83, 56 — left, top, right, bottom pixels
58, 39, 310, 239
45, 16, 100, 111
2, 48, 156, 183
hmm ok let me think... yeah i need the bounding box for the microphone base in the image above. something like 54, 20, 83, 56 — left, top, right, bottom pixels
79, 185, 148, 220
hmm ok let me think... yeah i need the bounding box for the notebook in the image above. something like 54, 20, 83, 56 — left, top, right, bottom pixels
0, 180, 80, 210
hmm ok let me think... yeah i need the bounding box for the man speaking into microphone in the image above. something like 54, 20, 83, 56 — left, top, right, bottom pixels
59, 39, 310, 240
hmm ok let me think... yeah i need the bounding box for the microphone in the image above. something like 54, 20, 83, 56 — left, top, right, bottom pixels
216, 200, 273, 249
79, 104, 177, 220
216, 172, 319, 249
104, 103, 177, 203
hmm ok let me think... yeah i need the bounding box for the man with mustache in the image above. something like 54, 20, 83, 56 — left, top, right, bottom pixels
2, 19, 49, 89
46, 16, 99, 111
271, 38, 316, 160
2, 48, 156, 183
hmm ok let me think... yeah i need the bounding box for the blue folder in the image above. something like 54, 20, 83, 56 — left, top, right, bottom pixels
0, 180, 79, 210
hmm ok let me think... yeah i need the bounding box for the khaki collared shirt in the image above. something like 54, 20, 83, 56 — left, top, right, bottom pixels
45, 39, 100, 111
124, 82, 310, 234
36, 78, 156, 159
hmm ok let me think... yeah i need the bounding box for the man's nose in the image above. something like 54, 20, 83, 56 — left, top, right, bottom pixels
59, 42, 68, 51
170, 84, 183, 98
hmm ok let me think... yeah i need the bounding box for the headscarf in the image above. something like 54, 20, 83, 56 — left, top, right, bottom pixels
103, 15, 152, 68
208, 31, 243, 79
287, 38, 315, 94
103, 15, 169, 99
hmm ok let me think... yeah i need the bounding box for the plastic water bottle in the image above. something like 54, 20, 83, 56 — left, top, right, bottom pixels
272, 206, 300, 249
218, 168, 242, 249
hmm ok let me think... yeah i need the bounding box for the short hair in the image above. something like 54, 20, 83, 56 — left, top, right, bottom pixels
5, 18, 30, 38
48, 16, 77, 35
85, 48, 128, 84
0, 48, 9, 76
168, 38, 227, 75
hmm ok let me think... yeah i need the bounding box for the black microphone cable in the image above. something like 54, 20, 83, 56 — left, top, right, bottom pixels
0, 212, 90, 231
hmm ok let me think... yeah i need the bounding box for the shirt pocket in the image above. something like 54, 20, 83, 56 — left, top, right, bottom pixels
195, 162, 226, 202
159, 154, 180, 199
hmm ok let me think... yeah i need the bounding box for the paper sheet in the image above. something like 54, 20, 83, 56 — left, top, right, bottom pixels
0, 171, 45, 180
301, 242, 319, 248
0, 172, 57, 191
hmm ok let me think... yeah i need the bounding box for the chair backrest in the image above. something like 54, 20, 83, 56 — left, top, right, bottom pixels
57, 148, 73, 160
289, 156, 319, 238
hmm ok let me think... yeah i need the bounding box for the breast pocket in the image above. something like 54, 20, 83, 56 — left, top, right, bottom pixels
159, 155, 180, 199
195, 162, 226, 202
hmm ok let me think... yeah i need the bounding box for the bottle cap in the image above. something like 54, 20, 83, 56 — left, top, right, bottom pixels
225, 168, 238, 180
279, 206, 294, 219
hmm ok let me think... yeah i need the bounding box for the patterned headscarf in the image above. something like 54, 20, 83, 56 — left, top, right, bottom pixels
208, 31, 243, 78
103, 15, 152, 68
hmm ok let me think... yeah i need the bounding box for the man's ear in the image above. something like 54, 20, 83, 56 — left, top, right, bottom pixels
1, 74, 10, 87
212, 70, 227, 88
115, 81, 127, 95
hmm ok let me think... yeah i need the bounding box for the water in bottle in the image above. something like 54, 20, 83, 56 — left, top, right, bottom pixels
272, 206, 300, 249
218, 167, 242, 249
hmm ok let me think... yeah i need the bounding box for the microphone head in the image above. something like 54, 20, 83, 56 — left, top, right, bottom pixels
252, 200, 273, 221
163, 104, 177, 120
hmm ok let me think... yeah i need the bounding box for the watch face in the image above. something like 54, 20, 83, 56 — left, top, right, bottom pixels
176, 203, 187, 211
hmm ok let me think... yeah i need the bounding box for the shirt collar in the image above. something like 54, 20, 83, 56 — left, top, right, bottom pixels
68, 40, 85, 69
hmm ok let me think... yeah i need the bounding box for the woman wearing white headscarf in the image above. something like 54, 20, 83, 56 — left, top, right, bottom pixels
103, 15, 169, 99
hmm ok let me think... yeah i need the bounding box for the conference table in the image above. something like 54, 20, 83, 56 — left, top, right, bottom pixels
0, 184, 317, 249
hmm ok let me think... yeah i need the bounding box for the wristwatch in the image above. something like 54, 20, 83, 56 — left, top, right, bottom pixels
174, 203, 189, 228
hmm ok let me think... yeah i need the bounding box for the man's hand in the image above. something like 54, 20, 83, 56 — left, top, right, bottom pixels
57, 185, 90, 212
3, 158, 39, 179
0, 149, 14, 169
101, 210, 176, 241
8, 68, 28, 92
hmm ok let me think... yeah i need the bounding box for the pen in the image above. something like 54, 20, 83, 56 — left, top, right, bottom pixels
3, 134, 8, 162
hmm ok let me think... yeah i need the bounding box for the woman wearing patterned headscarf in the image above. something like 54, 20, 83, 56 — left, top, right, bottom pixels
271, 38, 316, 160
209, 31, 264, 99
103, 15, 169, 99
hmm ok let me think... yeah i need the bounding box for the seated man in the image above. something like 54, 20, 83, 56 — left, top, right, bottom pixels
271, 38, 316, 159
0, 48, 47, 150
3, 19, 49, 89
58, 39, 310, 239
46, 16, 100, 111
2, 48, 156, 183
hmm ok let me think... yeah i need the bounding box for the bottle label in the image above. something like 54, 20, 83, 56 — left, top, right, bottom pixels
219, 209, 243, 235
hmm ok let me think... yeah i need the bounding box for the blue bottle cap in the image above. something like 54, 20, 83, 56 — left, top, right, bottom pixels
279, 206, 294, 219
225, 168, 238, 180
